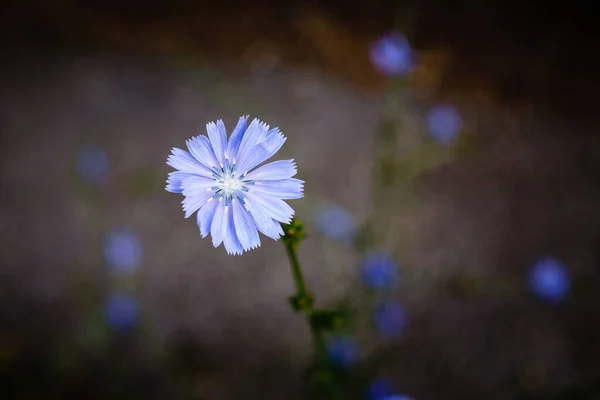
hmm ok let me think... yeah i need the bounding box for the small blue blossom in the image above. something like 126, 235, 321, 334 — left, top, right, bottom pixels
166, 116, 304, 255
315, 203, 356, 243
369, 32, 414, 76
426, 104, 463, 144
327, 336, 360, 368
105, 293, 139, 331
383, 396, 415, 400
374, 301, 407, 338
76, 145, 109, 184
104, 230, 142, 274
360, 251, 399, 290
529, 256, 570, 302
368, 378, 396, 400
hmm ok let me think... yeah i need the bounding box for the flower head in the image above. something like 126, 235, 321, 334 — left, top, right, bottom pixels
528, 256, 570, 302
360, 251, 400, 290
105, 293, 139, 331
369, 32, 414, 76
426, 104, 463, 145
327, 335, 360, 368
374, 301, 407, 338
166, 116, 304, 255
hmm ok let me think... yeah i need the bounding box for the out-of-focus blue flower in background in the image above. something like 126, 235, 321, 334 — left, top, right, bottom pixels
529, 256, 570, 302
426, 104, 463, 145
374, 301, 407, 338
369, 32, 414, 76
315, 203, 356, 243
383, 395, 415, 400
327, 336, 360, 368
360, 251, 399, 290
105, 293, 139, 331
76, 144, 110, 184
368, 378, 396, 400
104, 230, 142, 274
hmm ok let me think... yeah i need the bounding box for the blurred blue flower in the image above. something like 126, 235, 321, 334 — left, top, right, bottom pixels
374, 301, 407, 338
105, 293, 139, 331
529, 256, 570, 302
426, 105, 463, 144
315, 203, 356, 243
368, 378, 396, 400
369, 32, 414, 76
360, 251, 399, 290
166, 116, 303, 255
383, 396, 415, 400
104, 230, 142, 274
327, 336, 359, 368
76, 145, 109, 184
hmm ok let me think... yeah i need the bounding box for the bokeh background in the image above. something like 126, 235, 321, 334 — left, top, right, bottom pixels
1, 1, 600, 399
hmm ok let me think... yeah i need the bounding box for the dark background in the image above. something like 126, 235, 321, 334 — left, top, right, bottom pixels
1, 1, 600, 399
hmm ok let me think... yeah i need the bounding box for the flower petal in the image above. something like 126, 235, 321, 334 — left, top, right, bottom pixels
210, 200, 227, 247
235, 119, 270, 171
206, 120, 228, 166
232, 199, 260, 251
167, 148, 211, 176
181, 176, 216, 197
245, 160, 297, 181
249, 178, 304, 199
182, 190, 215, 218
243, 196, 284, 239
197, 198, 218, 238
223, 204, 244, 255
166, 171, 194, 193
226, 115, 248, 161
245, 191, 294, 224
236, 125, 287, 173
186, 135, 219, 170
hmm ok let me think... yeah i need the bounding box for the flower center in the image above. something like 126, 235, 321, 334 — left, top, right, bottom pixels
219, 173, 243, 196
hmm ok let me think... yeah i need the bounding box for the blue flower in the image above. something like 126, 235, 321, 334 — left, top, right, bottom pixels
105, 293, 139, 331
374, 302, 407, 338
368, 378, 396, 400
529, 256, 570, 302
166, 116, 304, 255
426, 104, 463, 144
369, 33, 414, 76
360, 251, 399, 290
76, 145, 109, 184
315, 203, 356, 243
104, 230, 142, 274
327, 336, 360, 368
383, 396, 415, 400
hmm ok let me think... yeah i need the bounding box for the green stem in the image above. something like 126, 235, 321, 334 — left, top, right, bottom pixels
284, 243, 307, 295
283, 241, 329, 363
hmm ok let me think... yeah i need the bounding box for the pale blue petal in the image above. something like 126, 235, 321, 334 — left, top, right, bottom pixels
165, 171, 194, 193
223, 204, 244, 255
196, 198, 218, 238
226, 115, 249, 161
232, 199, 260, 251
167, 148, 211, 176
249, 178, 304, 199
210, 201, 227, 247
186, 135, 219, 170
261, 128, 287, 161
206, 120, 228, 166
236, 126, 287, 173
242, 196, 284, 239
182, 189, 214, 218
245, 160, 297, 181
245, 192, 294, 223
181, 176, 216, 197
235, 119, 270, 171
